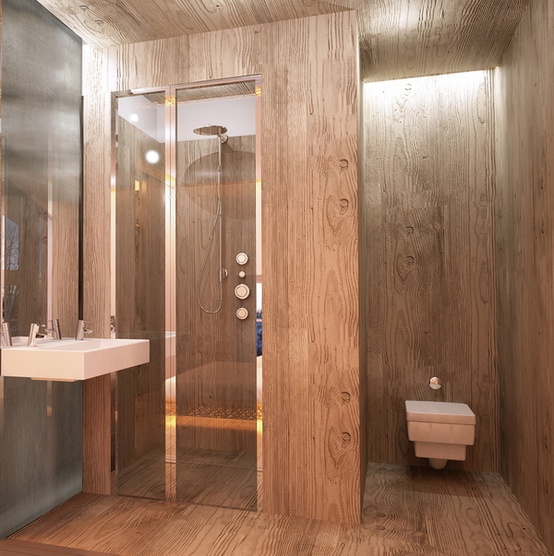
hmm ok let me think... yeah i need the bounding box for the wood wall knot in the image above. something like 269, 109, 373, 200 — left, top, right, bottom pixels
339, 159, 349, 172
341, 432, 351, 448
339, 198, 349, 215
395, 253, 416, 284
326, 196, 351, 234
202, 0, 224, 14
341, 391, 351, 403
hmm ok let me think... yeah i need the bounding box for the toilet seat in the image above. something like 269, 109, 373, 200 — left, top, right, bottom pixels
405, 400, 476, 425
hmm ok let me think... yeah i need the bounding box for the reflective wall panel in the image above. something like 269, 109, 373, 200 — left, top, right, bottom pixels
0, 0, 82, 538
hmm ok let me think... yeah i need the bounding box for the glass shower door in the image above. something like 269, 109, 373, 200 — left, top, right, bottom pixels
114, 91, 167, 500
113, 80, 260, 511
173, 83, 259, 510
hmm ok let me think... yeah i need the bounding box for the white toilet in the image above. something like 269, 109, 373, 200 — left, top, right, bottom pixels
405, 400, 476, 470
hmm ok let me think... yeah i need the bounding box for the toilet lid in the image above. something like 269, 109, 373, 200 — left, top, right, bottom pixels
405, 400, 476, 425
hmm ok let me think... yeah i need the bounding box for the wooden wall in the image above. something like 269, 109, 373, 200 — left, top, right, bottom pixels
363, 71, 499, 472
494, 0, 554, 550
82, 12, 361, 524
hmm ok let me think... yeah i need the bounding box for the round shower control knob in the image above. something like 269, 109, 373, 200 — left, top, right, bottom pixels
235, 284, 250, 300
238, 270, 246, 279
236, 252, 249, 265
236, 307, 249, 320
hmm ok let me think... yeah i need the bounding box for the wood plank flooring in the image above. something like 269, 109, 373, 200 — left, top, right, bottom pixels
0, 539, 118, 556
5, 464, 551, 555
116, 446, 258, 510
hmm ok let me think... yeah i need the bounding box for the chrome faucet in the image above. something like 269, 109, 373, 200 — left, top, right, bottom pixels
28, 323, 41, 347
44, 318, 62, 340
1, 321, 12, 346
75, 319, 92, 340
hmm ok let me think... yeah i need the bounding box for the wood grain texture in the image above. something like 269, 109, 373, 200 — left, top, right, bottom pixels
34, 0, 344, 48
363, 70, 499, 473
9, 465, 551, 555
35, 0, 528, 81
358, 0, 529, 81
82, 375, 112, 495
81, 45, 112, 495
108, 36, 190, 93
82, 12, 360, 523
260, 14, 360, 523
494, 0, 554, 551
0, 540, 118, 556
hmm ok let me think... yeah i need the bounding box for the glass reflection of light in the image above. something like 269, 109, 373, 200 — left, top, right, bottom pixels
145, 149, 160, 164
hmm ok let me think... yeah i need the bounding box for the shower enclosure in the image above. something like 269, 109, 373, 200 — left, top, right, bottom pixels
112, 79, 260, 510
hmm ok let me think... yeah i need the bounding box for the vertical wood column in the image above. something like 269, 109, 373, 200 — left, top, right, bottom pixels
260, 15, 360, 523
83, 12, 361, 523
82, 45, 112, 494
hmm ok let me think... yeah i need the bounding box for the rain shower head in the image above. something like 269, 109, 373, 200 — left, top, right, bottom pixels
193, 125, 228, 141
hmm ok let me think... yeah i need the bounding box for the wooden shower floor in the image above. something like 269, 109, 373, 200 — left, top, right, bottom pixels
117, 446, 258, 510
4, 464, 551, 555
117, 414, 261, 510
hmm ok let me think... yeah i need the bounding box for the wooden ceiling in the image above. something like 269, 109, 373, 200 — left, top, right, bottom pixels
36, 0, 529, 81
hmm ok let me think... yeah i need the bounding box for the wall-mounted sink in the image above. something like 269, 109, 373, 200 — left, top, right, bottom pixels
1, 337, 150, 381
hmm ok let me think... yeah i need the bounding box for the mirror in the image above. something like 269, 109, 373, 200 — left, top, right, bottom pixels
1, 1, 82, 340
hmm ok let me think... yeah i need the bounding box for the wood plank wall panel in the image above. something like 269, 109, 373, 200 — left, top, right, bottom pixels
34, 0, 343, 49
36, 0, 529, 84
494, 0, 554, 550
82, 45, 112, 495
358, 0, 529, 81
253, 15, 360, 523
82, 11, 360, 524
363, 71, 499, 472
108, 37, 190, 93
188, 26, 261, 81
358, 72, 367, 501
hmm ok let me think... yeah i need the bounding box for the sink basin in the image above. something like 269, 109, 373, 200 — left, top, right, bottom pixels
1, 337, 150, 381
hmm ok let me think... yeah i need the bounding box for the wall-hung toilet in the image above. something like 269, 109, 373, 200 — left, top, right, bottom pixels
405, 400, 476, 470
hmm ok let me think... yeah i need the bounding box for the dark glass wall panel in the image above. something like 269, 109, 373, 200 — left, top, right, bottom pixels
0, 0, 82, 538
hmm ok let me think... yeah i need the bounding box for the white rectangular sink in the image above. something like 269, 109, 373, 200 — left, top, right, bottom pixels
1, 337, 150, 381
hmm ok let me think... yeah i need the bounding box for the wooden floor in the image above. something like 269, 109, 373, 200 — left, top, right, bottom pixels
117, 446, 258, 510
3, 464, 551, 555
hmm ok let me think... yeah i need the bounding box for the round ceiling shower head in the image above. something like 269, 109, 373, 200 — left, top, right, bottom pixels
193, 125, 228, 137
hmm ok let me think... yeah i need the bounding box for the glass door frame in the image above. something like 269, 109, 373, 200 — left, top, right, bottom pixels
111, 74, 262, 507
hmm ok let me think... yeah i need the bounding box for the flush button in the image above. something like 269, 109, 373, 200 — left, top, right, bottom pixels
235, 284, 250, 300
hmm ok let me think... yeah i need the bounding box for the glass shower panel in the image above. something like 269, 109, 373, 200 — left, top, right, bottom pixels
114, 92, 167, 499
174, 84, 258, 510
